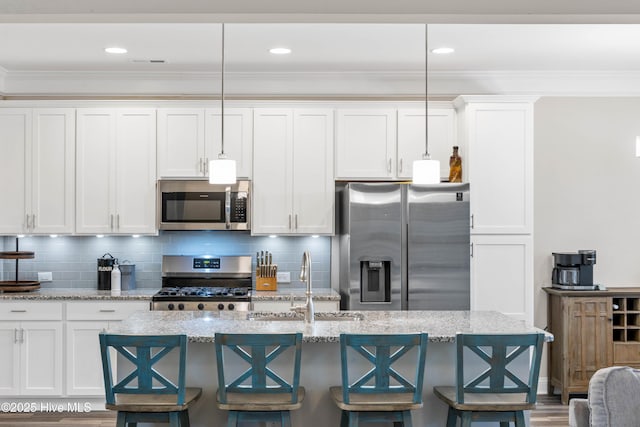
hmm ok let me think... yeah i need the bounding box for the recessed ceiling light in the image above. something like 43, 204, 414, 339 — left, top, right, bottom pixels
269, 47, 292, 55
105, 47, 128, 54
431, 47, 455, 55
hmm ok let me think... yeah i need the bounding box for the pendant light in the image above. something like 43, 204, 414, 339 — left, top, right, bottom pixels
209, 23, 237, 185
412, 24, 441, 185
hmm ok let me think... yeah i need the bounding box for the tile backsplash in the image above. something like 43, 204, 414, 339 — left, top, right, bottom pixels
1, 232, 330, 290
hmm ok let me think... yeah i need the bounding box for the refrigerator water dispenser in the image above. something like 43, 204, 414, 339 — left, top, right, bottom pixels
360, 260, 391, 303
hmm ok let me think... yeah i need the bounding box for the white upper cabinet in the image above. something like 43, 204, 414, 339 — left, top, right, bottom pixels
157, 109, 205, 177
0, 108, 75, 235
206, 108, 253, 179
252, 108, 334, 235
76, 108, 156, 235
455, 96, 537, 235
157, 107, 252, 179
335, 106, 456, 181
31, 109, 75, 234
0, 109, 29, 235
397, 107, 457, 180
335, 109, 396, 179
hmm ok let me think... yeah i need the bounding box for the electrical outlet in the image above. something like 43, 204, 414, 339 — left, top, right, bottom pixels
276, 271, 291, 283
38, 272, 53, 282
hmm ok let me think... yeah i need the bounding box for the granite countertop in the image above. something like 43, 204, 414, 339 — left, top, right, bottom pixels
0, 287, 340, 302
108, 310, 553, 344
251, 288, 340, 301
0, 288, 156, 300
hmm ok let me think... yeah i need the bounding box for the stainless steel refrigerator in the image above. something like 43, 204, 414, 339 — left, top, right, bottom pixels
335, 182, 470, 310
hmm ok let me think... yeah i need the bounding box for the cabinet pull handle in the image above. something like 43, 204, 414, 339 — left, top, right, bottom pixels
399, 158, 403, 173
289, 214, 292, 230
14, 328, 18, 344
204, 158, 209, 174
20, 328, 24, 343
295, 214, 298, 230
99, 309, 116, 313
388, 158, 392, 173
470, 214, 474, 229
25, 214, 30, 231
198, 158, 203, 174
110, 214, 114, 230
10, 309, 27, 313
470, 243, 474, 258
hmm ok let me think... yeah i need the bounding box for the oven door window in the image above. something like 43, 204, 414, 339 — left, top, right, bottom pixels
162, 192, 225, 222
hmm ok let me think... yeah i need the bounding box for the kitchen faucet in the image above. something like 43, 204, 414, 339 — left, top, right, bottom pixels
291, 250, 314, 323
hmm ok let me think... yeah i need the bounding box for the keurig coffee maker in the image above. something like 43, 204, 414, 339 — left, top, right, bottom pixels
551, 250, 597, 290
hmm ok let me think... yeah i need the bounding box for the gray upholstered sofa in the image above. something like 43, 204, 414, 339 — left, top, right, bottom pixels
569, 366, 640, 427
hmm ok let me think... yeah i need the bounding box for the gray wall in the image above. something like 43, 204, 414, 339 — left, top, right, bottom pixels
534, 97, 640, 327
535, 97, 640, 381
1, 232, 330, 290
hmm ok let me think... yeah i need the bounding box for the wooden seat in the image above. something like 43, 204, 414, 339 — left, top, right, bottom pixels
433, 333, 544, 427
99, 334, 201, 427
330, 333, 428, 427
214, 332, 304, 427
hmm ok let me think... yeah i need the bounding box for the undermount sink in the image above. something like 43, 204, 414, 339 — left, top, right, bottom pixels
247, 311, 364, 322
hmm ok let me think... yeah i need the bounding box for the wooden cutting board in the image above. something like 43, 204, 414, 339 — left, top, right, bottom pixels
0, 281, 40, 292
0, 251, 35, 259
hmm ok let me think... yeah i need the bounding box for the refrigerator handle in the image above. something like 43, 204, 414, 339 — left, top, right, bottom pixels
470, 242, 474, 258
470, 214, 474, 229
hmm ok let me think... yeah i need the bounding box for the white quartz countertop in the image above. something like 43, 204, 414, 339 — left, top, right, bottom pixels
107, 310, 553, 344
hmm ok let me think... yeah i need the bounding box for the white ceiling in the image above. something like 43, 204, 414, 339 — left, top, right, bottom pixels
3, 23, 640, 96
3, 23, 640, 73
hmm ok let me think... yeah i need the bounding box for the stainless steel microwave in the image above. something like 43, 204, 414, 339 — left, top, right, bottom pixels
157, 179, 250, 231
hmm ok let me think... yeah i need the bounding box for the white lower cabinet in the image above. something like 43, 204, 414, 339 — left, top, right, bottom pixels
252, 300, 339, 312
470, 235, 533, 323
65, 301, 149, 396
0, 300, 148, 399
0, 302, 63, 396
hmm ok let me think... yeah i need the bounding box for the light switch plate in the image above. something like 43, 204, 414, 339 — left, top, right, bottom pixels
277, 272, 291, 283
38, 272, 53, 282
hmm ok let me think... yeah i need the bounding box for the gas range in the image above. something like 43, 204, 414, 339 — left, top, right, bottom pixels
152, 255, 252, 312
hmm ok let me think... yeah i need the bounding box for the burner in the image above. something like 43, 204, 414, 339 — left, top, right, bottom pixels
155, 255, 253, 311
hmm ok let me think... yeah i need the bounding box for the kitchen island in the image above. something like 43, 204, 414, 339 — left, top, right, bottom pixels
108, 310, 551, 427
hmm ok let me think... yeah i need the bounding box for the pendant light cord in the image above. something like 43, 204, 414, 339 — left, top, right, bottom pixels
220, 23, 225, 156
425, 23, 429, 159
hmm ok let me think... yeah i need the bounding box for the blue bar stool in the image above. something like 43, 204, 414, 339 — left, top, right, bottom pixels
214, 332, 304, 427
433, 333, 544, 427
330, 332, 429, 427
99, 333, 201, 427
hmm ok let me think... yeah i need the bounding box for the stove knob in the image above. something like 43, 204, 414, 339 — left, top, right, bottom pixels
178, 303, 185, 310
228, 303, 235, 311
197, 303, 205, 310
217, 303, 225, 310
168, 303, 175, 310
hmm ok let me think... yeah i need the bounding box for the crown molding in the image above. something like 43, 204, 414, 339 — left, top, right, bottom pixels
5, 69, 640, 97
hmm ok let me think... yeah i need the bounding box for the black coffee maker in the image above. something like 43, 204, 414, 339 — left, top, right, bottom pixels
551, 250, 596, 290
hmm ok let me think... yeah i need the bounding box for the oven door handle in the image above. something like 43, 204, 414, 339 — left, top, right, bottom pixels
225, 187, 231, 230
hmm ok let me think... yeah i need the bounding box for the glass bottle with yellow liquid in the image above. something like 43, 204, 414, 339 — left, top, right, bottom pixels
449, 146, 462, 183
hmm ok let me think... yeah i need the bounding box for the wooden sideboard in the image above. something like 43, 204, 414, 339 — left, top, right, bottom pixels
544, 287, 640, 404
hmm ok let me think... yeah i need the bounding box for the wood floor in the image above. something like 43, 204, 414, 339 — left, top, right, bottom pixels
0, 395, 570, 426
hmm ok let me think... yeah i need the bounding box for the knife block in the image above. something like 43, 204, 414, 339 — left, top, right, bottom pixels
256, 276, 277, 291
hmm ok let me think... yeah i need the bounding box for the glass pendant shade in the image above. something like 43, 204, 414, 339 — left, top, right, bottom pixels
412, 158, 441, 184
209, 155, 237, 185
